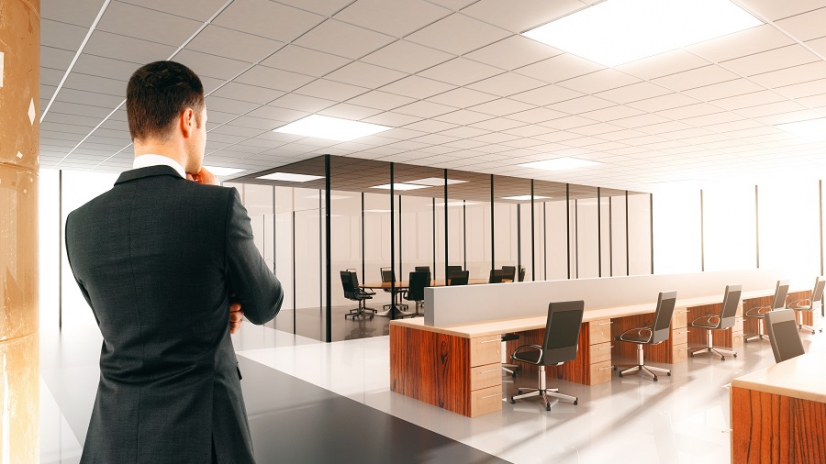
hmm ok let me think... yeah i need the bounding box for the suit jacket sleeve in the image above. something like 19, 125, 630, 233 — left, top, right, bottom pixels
225, 187, 283, 325
65, 211, 100, 324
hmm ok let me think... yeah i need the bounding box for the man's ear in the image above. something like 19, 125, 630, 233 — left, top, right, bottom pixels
181, 108, 195, 138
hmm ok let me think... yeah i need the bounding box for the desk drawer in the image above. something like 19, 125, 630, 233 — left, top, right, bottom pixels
589, 342, 612, 364
470, 364, 502, 391
673, 309, 688, 329
589, 320, 612, 345
470, 336, 501, 367
470, 385, 502, 417
672, 343, 688, 364
589, 360, 612, 385
672, 328, 689, 346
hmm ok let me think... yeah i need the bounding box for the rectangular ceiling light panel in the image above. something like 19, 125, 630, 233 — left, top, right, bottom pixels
274, 114, 391, 141
523, 0, 762, 66
204, 166, 245, 176
776, 118, 826, 141
409, 177, 468, 186
370, 183, 430, 191
257, 172, 324, 182
501, 195, 552, 201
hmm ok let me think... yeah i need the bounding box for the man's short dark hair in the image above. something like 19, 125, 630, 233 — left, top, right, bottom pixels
126, 61, 204, 141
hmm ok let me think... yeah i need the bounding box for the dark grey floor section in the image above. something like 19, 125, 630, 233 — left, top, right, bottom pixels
239, 356, 511, 464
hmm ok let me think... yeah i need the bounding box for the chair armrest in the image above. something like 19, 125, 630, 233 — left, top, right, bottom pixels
691, 314, 719, 326
787, 299, 811, 310
744, 305, 771, 317
511, 344, 543, 364
618, 326, 652, 343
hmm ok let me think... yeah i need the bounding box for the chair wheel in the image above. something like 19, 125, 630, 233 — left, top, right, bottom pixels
618, 373, 623, 378
653, 376, 658, 381
574, 399, 578, 405
613, 366, 617, 371
666, 372, 671, 376
721, 357, 725, 361
545, 404, 551, 411
510, 397, 516, 404
512, 372, 517, 378
733, 353, 737, 358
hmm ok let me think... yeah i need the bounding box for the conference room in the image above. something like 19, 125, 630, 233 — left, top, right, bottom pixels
3, 0, 826, 462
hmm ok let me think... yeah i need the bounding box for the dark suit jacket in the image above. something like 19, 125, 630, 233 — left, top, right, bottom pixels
65, 165, 283, 464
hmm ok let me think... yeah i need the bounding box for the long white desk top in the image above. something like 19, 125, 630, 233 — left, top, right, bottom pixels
731, 348, 826, 404
392, 287, 809, 339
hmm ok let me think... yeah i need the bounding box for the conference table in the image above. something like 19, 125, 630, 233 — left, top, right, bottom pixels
361, 278, 489, 318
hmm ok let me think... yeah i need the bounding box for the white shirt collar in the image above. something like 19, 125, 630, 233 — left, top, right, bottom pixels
132, 154, 186, 179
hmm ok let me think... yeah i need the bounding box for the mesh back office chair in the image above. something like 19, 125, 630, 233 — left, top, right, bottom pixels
415, 266, 431, 275
446, 266, 463, 278
613, 291, 677, 381
509, 301, 585, 411
690, 285, 742, 361
403, 271, 429, 317
744, 280, 789, 342
518, 267, 526, 282
488, 269, 508, 284
448, 270, 469, 286
765, 309, 806, 363
787, 277, 825, 334
501, 266, 517, 282
340, 271, 376, 319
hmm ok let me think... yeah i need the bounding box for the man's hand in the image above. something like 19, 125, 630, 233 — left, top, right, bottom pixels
229, 302, 244, 334
186, 166, 218, 185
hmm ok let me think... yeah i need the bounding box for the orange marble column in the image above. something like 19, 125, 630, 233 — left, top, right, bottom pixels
0, 0, 40, 462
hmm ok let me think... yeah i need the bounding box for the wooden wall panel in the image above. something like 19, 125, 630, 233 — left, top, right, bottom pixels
390, 325, 471, 415
731, 387, 826, 464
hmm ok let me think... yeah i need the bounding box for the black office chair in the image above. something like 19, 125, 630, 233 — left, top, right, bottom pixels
509, 300, 585, 411
787, 276, 825, 334
765, 309, 806, 363
744, 280, 789, 343
690, 285, 742, 361
415, 266, 431, 274
340, 271, 376, 319
403, 271, 429, 317
446, 266, 463, 278
518, 266, 526, 282
488, 269, 508, 284
448, 270, 469, 286
380, 267, 408, 312
501, 266, 516, 282
613, 291, 677, 381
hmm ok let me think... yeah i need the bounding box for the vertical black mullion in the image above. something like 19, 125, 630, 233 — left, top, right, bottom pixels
650, 193, 654, 275
531, 180, 535, 282
390, 163, 396, 320
319, 188, 322, 324
700, 189, 705, 272
463, 200, 467, 270
272, 187, 277, 276
517, 204, 521, 271
819, 179, 824, 317
755, 185, 760, 269
361, 193, 365, 280
609, 196, 613, 277
625, 190, 630, 276
432, 197, 436, 281
59, 170, 63, 331
324, 155, 331, 342
292, 210, 296, 334
566, 184, 571, 279
399, 195, 403, 280
490, 175, 495, 270
543, 201, 547, 280
598, 188, 602, 278
575, 200, 579, 279
444, 170, 448, 280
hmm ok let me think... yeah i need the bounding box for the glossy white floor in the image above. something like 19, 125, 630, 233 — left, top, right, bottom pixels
40, 319, 824, 464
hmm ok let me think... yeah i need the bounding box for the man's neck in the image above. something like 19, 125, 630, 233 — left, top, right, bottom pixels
134, 141, 188, 173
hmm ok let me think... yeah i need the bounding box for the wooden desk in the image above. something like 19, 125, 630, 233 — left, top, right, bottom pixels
731, 349, 826, 463
362, 279, 489, 289
390, 289, 807, 418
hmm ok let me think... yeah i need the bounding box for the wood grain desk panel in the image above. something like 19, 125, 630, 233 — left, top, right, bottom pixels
731, 350, 826, 464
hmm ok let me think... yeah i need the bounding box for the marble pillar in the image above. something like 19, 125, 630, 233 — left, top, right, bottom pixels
0, 0, 40, 462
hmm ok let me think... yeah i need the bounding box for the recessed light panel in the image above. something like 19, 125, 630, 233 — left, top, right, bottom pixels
776, 119, 826, 141
501, 195, 552, 201
274, 115, 391, 141
203, 166, 244, 176
370, 183, 430, 191
257, 172, 324, 182
523, 0, 761, 67
519, 157, 601, 171
409, 177, 468, 186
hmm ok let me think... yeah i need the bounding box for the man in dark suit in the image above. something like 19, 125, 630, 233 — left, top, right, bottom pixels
65, 61, 283, 464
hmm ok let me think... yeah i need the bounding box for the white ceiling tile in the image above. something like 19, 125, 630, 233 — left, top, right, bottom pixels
433, 109, 494, 125
260, 45, 350, 77
616, 49, 710, 80
407, 13, 511, 55
594, 82, 672, 104
211, 82, 285, 104
42, 0, 109, 27
404, 119, 459, 132
774, 78, 826, 99
84, 31, 176, 65
652, 65, 739, 92
469, 98, 535, 116
175, 49, 251, 80
347, 91, 417, 111
294, 19, 395, 60
204, 96, 259, 115
294, 79, 369, 101
318, 103, 384, 120
710, 90, 786, 110
380, 75, 456, 99
501, 124, 554, 137
734, 100, 807, 118
40, 18, 88, 53
411, 133, 460, 145
688, 24, 794, 63
271, 93, 337, 112
656, 103, 725, 120
683, 78, 765, 101
628, 93, 700, 112
807, 36, 826, 56
464, 35, 562, 71
362, 112, 423, 127
681, 112, 745, 127
702, 119, 763, 134
361, 40, 453, 74
325, 61, 407, 88
756, 109, 824, 125
799, 93, 826, 108
439, 126, 492, 138
721, 45, 819, 76
334, 0, 450, 37
775, 7, 826, 41
510, 85, 583, 106
214, 0, 324, 42
568, 123, 623, 136
469, 118, 527, 131
426, 87, 499, 107
635, 121, 693, 135
418, 57, 502, 86
97, 2, 202, 46
548, 95, 615, 114
186, 26, 284, 63
612, 113, 671, 129
394, 100, 456, 118
538, 115, 598, 130
466, 72, 546, 97
72, 54, 144, 81
558, 69, 641, 94
750, 61, 826, 88
462, 0, 584, 33
234, 66, 315, 93
516, 53, 604, 83
742, 0, 826, 21
580, 105, 645, 122
507, 107, 567, 123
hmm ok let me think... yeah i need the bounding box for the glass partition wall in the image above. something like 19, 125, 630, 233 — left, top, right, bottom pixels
228, 155, 651, 342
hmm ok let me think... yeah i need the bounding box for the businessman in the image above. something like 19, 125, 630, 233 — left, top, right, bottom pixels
65, 61, 283, 464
